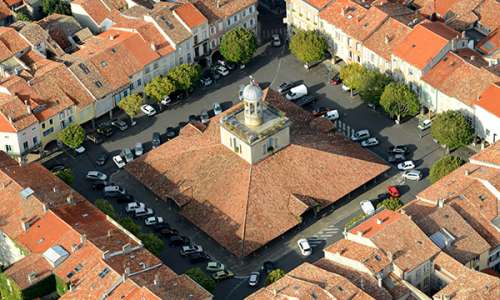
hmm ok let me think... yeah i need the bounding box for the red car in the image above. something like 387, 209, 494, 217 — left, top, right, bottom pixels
330, 74, 342, 85
387, 186, 400, 198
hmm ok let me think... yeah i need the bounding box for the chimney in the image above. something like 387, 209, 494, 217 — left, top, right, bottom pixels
66, 194, 73, 205
465, 169, 470, 176
42, 203, 47, 212
451, 39, 456, 50
341, 7, 346, 17
80, 233, 86, 246
52, 186, 57, 193
125, 267, 130, 275
21, 220, 29, 231
27, 272, 37, 284
384, 34, 390, 44
438, 198, 445, 208
7, 115, 13, 123
387, 251, 394, 262
154, 273, 159, 286
71, 243, 79, 253
470, 55, 475, 61
107, 230, 112, 237
24, 100, 31, 114
377, 276, 383, 287
216, 0, 221, 8
356, 230, 363, 237
376, 218, 383, 225
150, 42, 156, 51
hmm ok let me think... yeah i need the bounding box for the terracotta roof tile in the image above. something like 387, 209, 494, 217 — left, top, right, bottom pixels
0, 93, 38, 132
475, 83, 500, 118
0, 0, 12, 20
72, 0, 113, 25
37, 14, 83, 51
126, 88, 388, 256
304, 0, 333, 10
4, 254, 53, 290
151, 2, 193, 44
246, 262, 374, 300
193, 0, 256, 23
174, 2, 207, 29
0, 27, 29, 55
477, 29, 500, 56
363, 17, 411, 61
469, 141, 500, 165
392, 21, 458, 69
421, 51, 499, 106
474, 0, 500, 31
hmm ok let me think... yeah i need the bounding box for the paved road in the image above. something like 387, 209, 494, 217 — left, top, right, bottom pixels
43, 44, 473, 299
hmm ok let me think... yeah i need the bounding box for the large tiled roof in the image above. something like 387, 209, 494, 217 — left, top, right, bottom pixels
475, 83, 500, 117
304, 0, 333, 10
37, 14, 83, 52
246, 262, 374, 300
126, 89, 388, 256
421, 50, 499, 106
403, 199, 491, 265
0, 93, 38, 132
474, 0, 500, 32
151, 2, 193, 44
0, 0, 12, 20
363, 17, 411, 61
392, 21, 458, 69
192, 0, 256, 23
0, 27, 29, 57
72, 0, 113, 25
174, 2, 207, 29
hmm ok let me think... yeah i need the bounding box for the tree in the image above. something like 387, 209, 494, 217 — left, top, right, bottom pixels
345, 213, 366, 228
185, 268, 216, 293
95, 199, 117, 220
265, 269, 286, 285
220, 27, 257, 64
139, 233, 165, 256
117, 94, 142, 121
41, 0, 71, 15
358, 69, 392, 105
339, 63, 365, 97
54, 168, 74, 185
167, 63, 201, 91
119, 217, 141, 236
58, 124, 85, 149
289, 30, 328, 64
431, 111, 474, 150
144, 76, 176, 105
430, 155, 465, 183
376, 197, 403, 211
380, 82, 420, 123
15, 12, 31, 22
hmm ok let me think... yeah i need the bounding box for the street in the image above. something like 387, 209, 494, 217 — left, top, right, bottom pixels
42, 43, 472, 300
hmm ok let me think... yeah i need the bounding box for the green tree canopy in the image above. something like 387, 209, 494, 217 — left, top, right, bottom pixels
145, 76, 176, 103
119, 217, 141, 236
376, 197, 403, 211
167, 63, 201, 91
139, 233, 165, 256
42, 0, 71, 15
429, 155, 465, 183
117, 94, 142, 120
289, 30, 328, 64
54, 168, 74, 185
58, 124, 85, 149
265, 269, 286, 285
339, 63, 365, 96
15, 12, 31, 21
431, 111, 474, 150
95, 199, 117, 220
220, 27, 257, 64
185, 268, 216, 293
358, 69, 392, 105
380, 82, 420, 123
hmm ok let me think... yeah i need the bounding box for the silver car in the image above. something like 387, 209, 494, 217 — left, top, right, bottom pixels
134, 143, 143, 156
122, 148, 134, 163
403, 169, 422, 181
351, 129, 370, 141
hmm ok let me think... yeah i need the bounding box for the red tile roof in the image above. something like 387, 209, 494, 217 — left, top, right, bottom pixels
126, 88, 389, 256
477, 29, 499, 55
192, 0, 257, 23
0, 27, 29, 56
392, 21, 458, 69
174, 2, 207, 29
474, 0, 500, 32
72, 0, 113, 25
363, 17, 411, 61
475, 83, 500, 117
305, 0, 333, 10
0, 92, 38, 132
349, 209, 400, 238
0, 0, 12, 20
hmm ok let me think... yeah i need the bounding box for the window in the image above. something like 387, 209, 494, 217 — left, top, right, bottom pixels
335, 32, 340, 40
211, 40, 216, 49
137, 79, 142, 87
59, 112, 64, 119
370, 53, 375, 62
210, 26, 215, 35
233, 15, 237, 23
249, 6, 253, 13
154, 62, 159, 69
49, 119, 53, 125
187, 53, 192, 63
179, 57, 184, 64
42, 123, 46, 129
5, 145, 12, 152
227, 19, 230, 26
145, 66, 150, 73
33, 137, 37, 145
250, 18, 254, 26
243, 10, 246, 17
43, 128, 54, 136
60, 120, 66, 129
23, 141, 28, 150
68, 116, 74, 123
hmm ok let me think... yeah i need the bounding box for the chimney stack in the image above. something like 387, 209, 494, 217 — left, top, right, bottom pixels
7, 115, 12, 123
150, 42, 156, 51
384, 34, 390, 44
66, 194, 73, 205
438, 198, 445, 208
24, 100, 31, 114
154, 273, 159, 286
465, 169, 470, 176
216, 0, 221, 8
80, 233, 86, 246
470, 55, 475, 61
376, 218, 383, 225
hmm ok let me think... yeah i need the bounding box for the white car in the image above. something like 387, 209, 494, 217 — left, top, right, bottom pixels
341, 84, 351, 92
213, 102, 223, 115
86, 171, 107, 181
285, 84, 308, 101
134, 142, 143, 156
75, 146, 86, 154
297, 238, 312, 256
360, 200, 375, 215
397, 160, 416, 170
135, 207, 154, 217
141, 104, 157, 116
161, 96, 171, 106
361, 137, 379, 147
271, 34, 281, 47
351, 129, 371, 141
126, 202, 145, 212
418, 119, 432, 130
323, 109, 339, 121
248, 272, 260, 287
215, 65, 229, 76
180, 245, 203, 256
403, 169, 422, 181
200, 110, 209, 124
113, 155, 126, 168
145, 216, 164, 226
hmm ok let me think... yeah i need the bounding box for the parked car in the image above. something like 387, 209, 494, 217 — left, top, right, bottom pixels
341, 83, 351, 92
141, 104, 157, 116
397, 160, 416, 170
323, 109, 339, 121
180, 245, 203, 256
212, 270, 234, 281
50, 164, 66, 173
351, 129, 371, 141
418, 119, 432, 130
271, 34, 281, 47
113, 155, 126, 168
387, 185, 401, 198
91, 181, 106, 191
312, 107, 329, 117
87, 133, 103, 144
213, 102, 223, 115
169, 235, 189, 246
121, 148, 134, 163
360, 200, 375, 215
200, 76, 213, 87
86, 171, 107, 181
217, 60, 235, 70
153, 222, 170, 230
160, 228, 180, 239
134, 143, 144, 156
387, 153, 406, 164
278, 80, 304, 94
294, 94, 316, 107
75, 146, 86, 155
330, 73, 342, 85
189, 252, 211, 263
261, 261, 275, 275
161, 96, 171, 106
215, 65, 229, 76
126, 202, 145, 213
152, 132, 161, 148
188, 115, 200, 123
97, 125, 114, 137
113, 193, 134, 203
135, 207, 154, 218
165, 127, 177, 140
111, 120, 128, 131
285, 84, 308, 100
297, 238, 312, 256
200, 110, 209, 124
104, 184, 126, 197
145, 216, 165, 226
389, 145, 409, 154
95, 153, 108, 166
248, 272, 260, 287
361, 137, 379, 147
206, 262, 225, 272
403, 169, 422, 181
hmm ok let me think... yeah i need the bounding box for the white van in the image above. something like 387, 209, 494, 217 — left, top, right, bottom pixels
360, 200, 375, 215
285, 84, 308, 100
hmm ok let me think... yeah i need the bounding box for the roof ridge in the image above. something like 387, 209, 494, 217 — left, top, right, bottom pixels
239, 163, 253, 256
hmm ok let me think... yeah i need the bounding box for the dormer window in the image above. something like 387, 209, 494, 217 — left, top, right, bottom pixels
95, 81, 103, 88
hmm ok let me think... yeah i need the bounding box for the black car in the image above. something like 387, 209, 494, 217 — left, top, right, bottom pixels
178, 121, 188, 129
107, 193, 134, 203
189, 252, 210, 263
278, 80, 304, 94
387, 154, 406, 164
87, 133, 104, 144
49, 164, 66, 173
168, 235, 190, 246
152, 132, 161, 148
153, 222, 170, 231
97, 125, 114, 137
388, 145, 409, 154
95, 153, 108, 166
261, 261, 275, 275
171, 91, 187, 102
165, 127, 178, 140
91, 181, 107, 191
160, 228, 179, 238
188, 114, 200, 123
294, 95, 316, 107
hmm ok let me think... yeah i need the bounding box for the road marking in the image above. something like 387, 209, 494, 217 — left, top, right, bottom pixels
224, 276, 249, 300
234, 275, 249, 279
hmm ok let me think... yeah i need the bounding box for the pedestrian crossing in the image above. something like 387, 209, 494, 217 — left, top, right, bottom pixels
260, 27, 288, 42
304, 223, 341, 247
